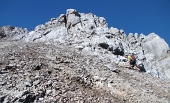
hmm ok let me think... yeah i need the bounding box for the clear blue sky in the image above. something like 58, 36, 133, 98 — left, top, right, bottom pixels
1, 0, 170, 46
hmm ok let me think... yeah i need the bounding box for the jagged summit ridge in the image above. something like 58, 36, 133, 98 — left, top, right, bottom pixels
1, 9, 170, 81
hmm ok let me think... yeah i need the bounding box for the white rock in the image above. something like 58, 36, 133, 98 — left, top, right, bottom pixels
46, 90, 52, 95
143, 33, 169, 59
137, 53, 146, 60
39, 98, 44, 101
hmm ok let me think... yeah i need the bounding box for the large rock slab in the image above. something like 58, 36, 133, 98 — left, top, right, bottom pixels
66, 9, 81, 29
142, 33, 169, 59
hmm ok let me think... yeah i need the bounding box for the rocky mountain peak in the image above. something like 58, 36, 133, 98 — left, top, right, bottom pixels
0, 9, 170, 103
2, 9, 170, 81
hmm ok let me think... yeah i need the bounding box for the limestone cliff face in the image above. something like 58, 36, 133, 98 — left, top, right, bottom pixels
1, 9, 170, 81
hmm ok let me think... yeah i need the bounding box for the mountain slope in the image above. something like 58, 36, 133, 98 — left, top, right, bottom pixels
0, 9, 170, 102
0, 40, 170, 102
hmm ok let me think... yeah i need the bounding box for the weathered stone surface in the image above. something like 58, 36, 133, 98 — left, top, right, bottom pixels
143, 33, 169, 59
66, 9, 81, 29
0, 26, 28, 40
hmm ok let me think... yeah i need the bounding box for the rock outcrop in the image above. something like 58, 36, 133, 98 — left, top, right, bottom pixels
21, 9, 170, 81
142, 33, 169, 60
0, 26, 28, 40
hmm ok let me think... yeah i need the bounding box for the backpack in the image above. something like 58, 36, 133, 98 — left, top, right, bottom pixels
131, 54, 136, 60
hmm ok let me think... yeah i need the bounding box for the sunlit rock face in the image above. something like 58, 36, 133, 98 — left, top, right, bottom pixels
0, 26, 28, 40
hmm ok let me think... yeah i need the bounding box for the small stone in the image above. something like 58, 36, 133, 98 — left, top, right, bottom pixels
9, 56, 15, 60
49, 97, 55, 102
33, 80, 40, 86
39, 98, 44, 101
55, 96, 60, 101
20, 61, 25, 65
46, 80, 52, 86
130, 94, 135, 97
54, 86, 60, 90
5, 64, 16, 70
25, 81, 32, 87
0, 70, 8, 74
79, 100, 85, 103
46, 90, 52, 95
31, 64, 41, 70
34, 75, 40, 79
0, 81, 6, 85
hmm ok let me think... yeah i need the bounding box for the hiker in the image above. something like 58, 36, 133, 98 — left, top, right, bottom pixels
125, 54, 140, 70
